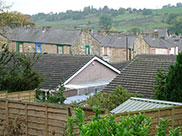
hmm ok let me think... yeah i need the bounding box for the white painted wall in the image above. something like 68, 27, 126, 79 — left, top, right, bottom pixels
155, 48, 168, 54
169, 47, 178, 55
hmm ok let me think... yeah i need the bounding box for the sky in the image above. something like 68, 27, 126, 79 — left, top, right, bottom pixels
4, 0, 182, 15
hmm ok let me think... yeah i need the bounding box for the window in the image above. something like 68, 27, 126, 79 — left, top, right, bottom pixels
104, 47, 108, 55
57, 45, 64, 54
35, 43, 42, 53
85, 45, 90, 55
16, 42, 24, 53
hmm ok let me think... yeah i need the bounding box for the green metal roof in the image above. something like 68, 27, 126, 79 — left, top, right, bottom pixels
111, 97, 182, 113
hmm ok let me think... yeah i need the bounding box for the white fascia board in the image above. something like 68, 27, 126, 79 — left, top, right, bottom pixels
64, 56, 120, 85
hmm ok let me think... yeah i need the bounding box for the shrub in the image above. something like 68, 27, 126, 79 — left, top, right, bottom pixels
65, 108, 182, 136
87, 85, 134, 110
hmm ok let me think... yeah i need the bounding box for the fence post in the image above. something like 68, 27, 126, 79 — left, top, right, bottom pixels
67, 107, 72, 116
5, 99, 9, 123
29, 91, 31, 102
172, 107, 175, 128
25, 103, 28, 136
45, 104, 48, 136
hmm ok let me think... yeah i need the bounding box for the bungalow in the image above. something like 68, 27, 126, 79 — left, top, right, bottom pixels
103, 54, 176, 98
32, 54, 120, 97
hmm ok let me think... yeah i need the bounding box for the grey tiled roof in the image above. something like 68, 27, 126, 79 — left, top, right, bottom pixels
143, 29, 168, 38
92, 33, 137, 48
111, 61, 130, 71
111, 97, 182, 113
103, 54, 176, 98
144, 36, 176, 48
166, 36, 182, 51
32, 54, 93, 89
8, 27, 81, 45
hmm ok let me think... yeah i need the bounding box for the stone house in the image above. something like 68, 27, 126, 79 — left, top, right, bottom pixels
132, 34, 178, 57
3, 27, 178, 63
5, 27, 101, 56
92, 33, 137, 62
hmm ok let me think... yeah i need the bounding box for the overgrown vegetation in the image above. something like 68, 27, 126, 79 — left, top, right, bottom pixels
153, 52, 182, 102
0, 42, 42, 92
65, 108, 182, 136
86, 85, 135, 110
0, 1, 42, 92
0, 0, 34, 28
37, 84, 65, 104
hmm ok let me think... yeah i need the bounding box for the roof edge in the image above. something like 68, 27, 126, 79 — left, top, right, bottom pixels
64, 56, 121, 85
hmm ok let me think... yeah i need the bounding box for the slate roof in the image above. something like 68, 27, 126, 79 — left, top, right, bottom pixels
7, 27, 81, 45
166, 36, 182, 51
143, 29, 168, 38
32, 54, 93, 89
92, 33, 137, 48
111, 97, 182, 113
111, 61, 130, 71
103, 54, 176, 98
144, 36, 176, 48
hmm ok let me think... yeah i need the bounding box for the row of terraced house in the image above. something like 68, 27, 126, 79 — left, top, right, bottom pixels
0, 27, 180, 63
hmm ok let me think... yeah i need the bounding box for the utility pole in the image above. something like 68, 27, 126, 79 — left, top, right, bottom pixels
126, 35, 128, 61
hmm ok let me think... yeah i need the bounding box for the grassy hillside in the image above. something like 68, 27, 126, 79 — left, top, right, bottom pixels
32, 8, 182, 32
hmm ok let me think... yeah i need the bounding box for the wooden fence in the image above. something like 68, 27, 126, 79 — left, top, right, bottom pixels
0, 90, 36, 102
0, 98, 105, 136
115, 106, 182, 135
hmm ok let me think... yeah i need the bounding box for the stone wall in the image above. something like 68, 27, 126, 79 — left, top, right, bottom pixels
9, 41, 71, 54
132, 36, 150, 57
71, 30, 101, 56
101, 47, 129, 63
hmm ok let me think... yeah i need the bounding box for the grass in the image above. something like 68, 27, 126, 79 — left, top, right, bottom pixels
32, 8, 182, 32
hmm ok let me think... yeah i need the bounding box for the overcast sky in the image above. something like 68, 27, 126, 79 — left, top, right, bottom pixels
5, 0, 182, 15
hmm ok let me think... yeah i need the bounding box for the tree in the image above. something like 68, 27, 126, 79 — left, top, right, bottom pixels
131, 28, 140, 35
142, 8, 152, 15
153, 53, 182, 102
87, 86, 134, 110
0, 1, 42, 92
99, 14, 112, 30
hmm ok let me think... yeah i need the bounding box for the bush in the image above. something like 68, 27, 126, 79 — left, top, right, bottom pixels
65, 108, 182, 136
86, 85, 134, 110
37, 84, 66, 104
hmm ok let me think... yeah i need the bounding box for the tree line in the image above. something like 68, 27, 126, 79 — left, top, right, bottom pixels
31, 5, 153, 22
